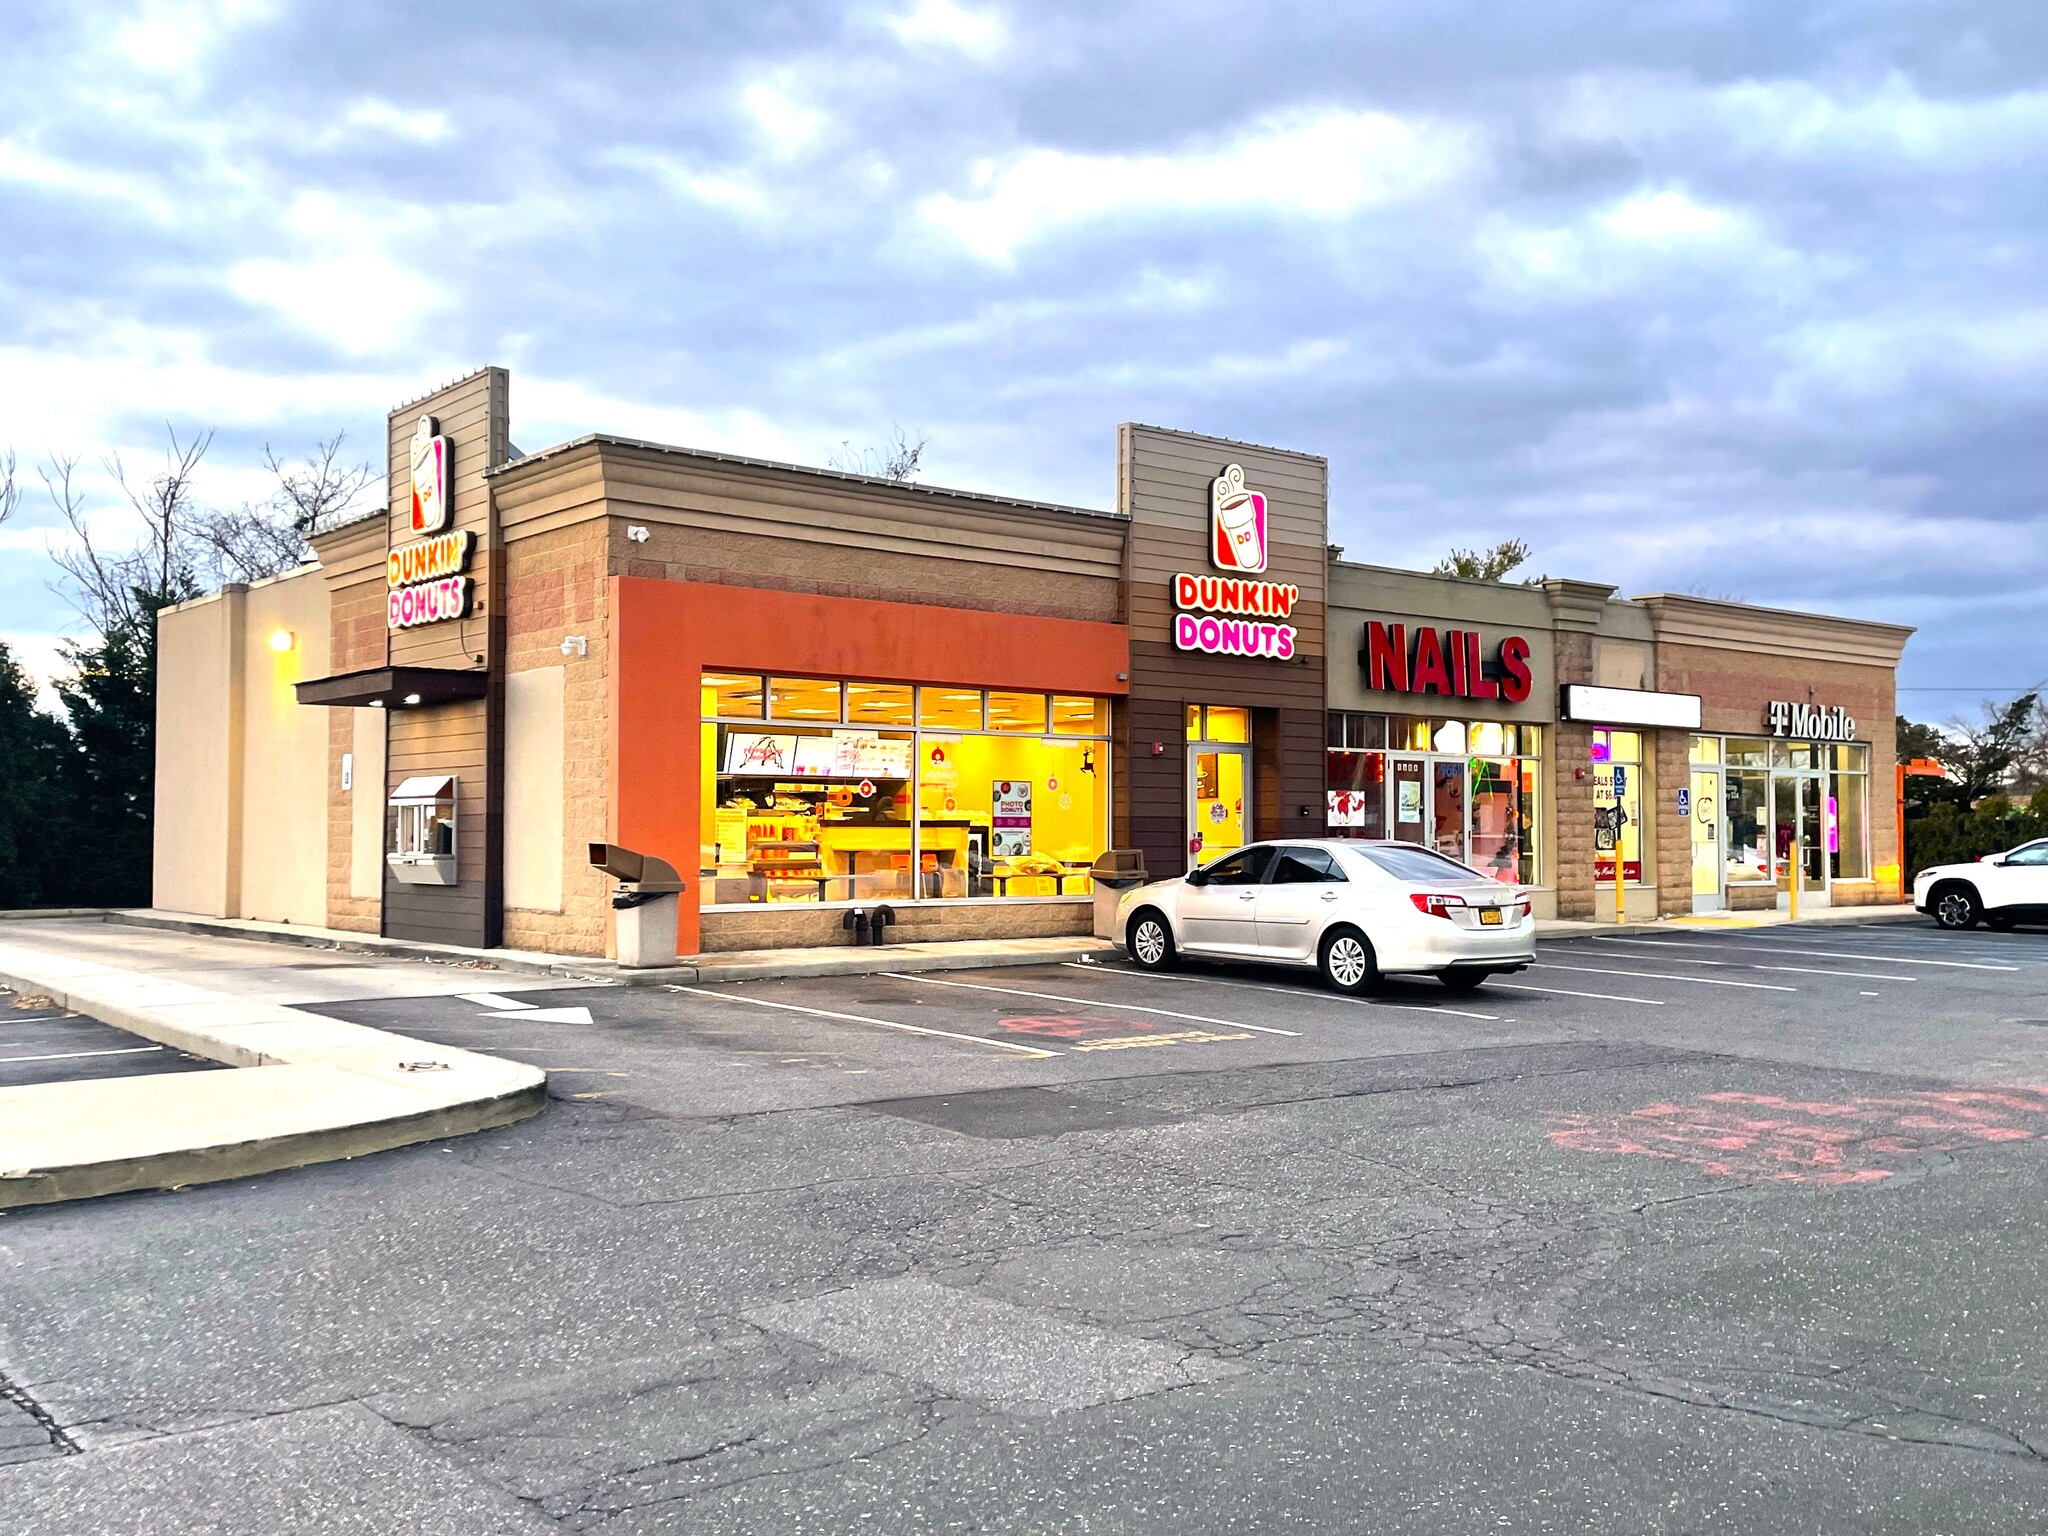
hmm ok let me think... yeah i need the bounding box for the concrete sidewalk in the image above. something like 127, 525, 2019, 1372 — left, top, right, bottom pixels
0, 922, 549, 1210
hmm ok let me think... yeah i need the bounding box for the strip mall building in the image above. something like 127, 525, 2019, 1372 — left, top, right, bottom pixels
154, 368, 1912, 957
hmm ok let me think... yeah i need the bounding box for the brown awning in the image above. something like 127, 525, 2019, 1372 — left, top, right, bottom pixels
294, 666, 490, 709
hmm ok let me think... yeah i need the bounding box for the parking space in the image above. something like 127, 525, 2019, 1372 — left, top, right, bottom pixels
0, 987, 222, 1089
302, 919, 2048, 1121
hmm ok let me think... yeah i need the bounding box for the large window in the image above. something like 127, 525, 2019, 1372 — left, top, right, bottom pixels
1325, 713, 1541, 885
1830, 744, 1870, 881
1590, 728, 1642, 884
703, 675, 1110, 907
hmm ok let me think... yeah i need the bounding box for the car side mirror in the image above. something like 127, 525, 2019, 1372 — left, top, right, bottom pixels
1185, 868, 1208, 887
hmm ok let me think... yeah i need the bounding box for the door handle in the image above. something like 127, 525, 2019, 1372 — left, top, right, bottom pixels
1239, 892, 1256, 901
1319, 891, 1340, 901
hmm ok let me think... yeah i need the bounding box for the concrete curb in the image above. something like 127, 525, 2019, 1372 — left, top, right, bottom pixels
0, 946, 548, 1211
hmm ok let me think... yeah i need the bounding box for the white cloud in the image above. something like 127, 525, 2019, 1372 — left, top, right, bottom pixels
340, 97, 454, 145
226, 192, 447, 356
1601, 189, 1735, 241
884, 0, 1007, 62
0, 139, 175, 221
742, 76, 829, 158
110, 0, 275, 78
920, 107, 1474, 261
516, 377, 818, 466
601, 146, 776, 218
0, 631, 69, 710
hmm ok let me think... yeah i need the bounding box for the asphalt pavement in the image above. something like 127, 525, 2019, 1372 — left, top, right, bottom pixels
0, 986, 220, 1089
1, 919, 2044, 1533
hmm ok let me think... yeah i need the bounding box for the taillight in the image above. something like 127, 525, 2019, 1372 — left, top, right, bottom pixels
1410, 893, 1467, 920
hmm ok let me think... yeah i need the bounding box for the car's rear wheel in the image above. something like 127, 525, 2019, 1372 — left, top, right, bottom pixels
1438, 971, 1489, 993
1932, 883, 1980, 930
1319, 927, 1378, 994
1127, 910, 1177, 970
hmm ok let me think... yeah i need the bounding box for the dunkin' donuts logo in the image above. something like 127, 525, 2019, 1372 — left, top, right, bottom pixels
1209, 463, 1268, 575
409, 414, 451, 534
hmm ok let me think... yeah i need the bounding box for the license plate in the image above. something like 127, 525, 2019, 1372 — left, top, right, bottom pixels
1479, 908, 1504, 926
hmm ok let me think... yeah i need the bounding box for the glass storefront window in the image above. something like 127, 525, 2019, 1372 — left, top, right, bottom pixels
920, 687, 984, 731
846, 682, 914, 726
1592, 730, 1643, 883
1390, 716, 1433, 752
1205, 706, 1250, 743
703, 672, 764, 719
1689, 736, 1720, 764
703, 672, 1108, 906
1052, 696, 1108, 735
1726, 738, 1770, 767
1324, 713, 1541, 884
988, 691, 1049, 733
769, 677, 842, 722
1725, 769, 1772, 883
1830, 745, 1871, 881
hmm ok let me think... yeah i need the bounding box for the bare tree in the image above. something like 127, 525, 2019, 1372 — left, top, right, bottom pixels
44, 427, 209, 640
195, 432, 374, 583
0, 449, 19, 530
828, 424, 930, 482
1432, 538, 1532, 582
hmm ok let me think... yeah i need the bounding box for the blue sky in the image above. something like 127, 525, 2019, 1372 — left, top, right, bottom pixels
2, 0, 2042, 718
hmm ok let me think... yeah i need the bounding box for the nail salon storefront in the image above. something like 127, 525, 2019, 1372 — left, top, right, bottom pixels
153, 369, 1909, 957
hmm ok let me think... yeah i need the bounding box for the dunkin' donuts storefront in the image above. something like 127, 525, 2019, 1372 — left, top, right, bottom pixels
152, 368, 1907, 958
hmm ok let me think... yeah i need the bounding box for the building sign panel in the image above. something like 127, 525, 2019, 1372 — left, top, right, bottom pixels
1359, 621, 1533, 702
1209, 463, 1268, 573
1559, 683, 1702, 729
409, 414, 452, 534
1768, 700, 1856, 741
386, 528, 476, 631
1172, 573, 1300, 660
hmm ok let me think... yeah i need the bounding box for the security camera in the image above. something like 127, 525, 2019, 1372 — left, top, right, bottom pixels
626, 524, 650, 543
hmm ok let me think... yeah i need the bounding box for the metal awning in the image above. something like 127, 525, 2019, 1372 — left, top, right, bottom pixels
294, 666, 489, 709
391, 775, 455, 804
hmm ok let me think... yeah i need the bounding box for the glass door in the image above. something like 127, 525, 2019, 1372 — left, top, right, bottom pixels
1431, 759, 1468, 864
1690, 768, 1723, 912
1189, 745, 1250, 864
1770, 773, 1830, 910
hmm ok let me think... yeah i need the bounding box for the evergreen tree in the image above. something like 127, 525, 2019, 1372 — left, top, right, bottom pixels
0, 640, 76, 907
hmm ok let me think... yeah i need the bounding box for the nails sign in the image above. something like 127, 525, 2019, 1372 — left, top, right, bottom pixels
1547, 1086, 2048, 1187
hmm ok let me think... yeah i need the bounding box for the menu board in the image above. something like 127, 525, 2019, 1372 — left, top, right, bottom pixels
991, 780, 1032, 856
723, 732, 911, 779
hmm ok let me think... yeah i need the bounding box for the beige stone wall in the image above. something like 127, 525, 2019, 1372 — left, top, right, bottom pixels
153, 568, 329, 925
323, 565, 390, 934
1651, 727, 1691, 917
702, 900, 1092, 952
502, 519, 611, 956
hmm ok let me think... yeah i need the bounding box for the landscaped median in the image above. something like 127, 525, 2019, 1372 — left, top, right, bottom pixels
0, 940, 547, 1210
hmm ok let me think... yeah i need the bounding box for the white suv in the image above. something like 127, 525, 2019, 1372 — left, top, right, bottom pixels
1913, 839, 2048, 930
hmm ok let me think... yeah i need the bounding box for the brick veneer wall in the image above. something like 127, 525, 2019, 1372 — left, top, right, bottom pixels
324, 571, 390, 934
702, 900, 1092, 953
1652, 727, 1692, 917
502, 520, 613, 956
1550, 630, 1596, 919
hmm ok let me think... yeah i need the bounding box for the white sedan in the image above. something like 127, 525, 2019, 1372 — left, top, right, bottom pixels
1114, 839, 1535, 994
1914, 838, 2048, 930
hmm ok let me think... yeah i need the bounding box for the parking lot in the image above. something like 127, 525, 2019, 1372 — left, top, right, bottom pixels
4, 918, 2045, 1533
0, 986, 220, 1090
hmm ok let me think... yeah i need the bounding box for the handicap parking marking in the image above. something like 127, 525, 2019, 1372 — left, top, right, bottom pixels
1059, 962, 1506, 1023
995, 1014, 1255, 1052
885, 972, 1303, 1037
697, 987, 1063, 1058
1535, 963, 1797, 992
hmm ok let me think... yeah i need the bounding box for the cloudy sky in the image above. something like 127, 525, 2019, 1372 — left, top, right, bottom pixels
2, 0, 2042, 715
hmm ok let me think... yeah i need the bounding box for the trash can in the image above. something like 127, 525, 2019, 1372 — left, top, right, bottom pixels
1088, 850, 1150, 942
589, 843, 687, 968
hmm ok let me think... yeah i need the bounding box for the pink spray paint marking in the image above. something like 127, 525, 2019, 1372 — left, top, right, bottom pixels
1547, 1086, 2048, 1186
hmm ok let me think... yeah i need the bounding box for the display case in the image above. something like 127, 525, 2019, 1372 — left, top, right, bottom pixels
388, 774, 458, 885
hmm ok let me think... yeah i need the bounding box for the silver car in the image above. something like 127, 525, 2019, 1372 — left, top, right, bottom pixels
1114, 839, 1535, 994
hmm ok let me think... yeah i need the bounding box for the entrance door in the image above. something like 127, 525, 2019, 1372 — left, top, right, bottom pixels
1690, 768, 1723, 913
1770, 774, 1830, 910
1431, 760, 1468, 864
1189, 745, 1250, 864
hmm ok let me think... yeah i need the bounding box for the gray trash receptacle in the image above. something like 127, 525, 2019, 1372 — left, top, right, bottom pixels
590, 843, 687, 969
1088, 850, 1150, 942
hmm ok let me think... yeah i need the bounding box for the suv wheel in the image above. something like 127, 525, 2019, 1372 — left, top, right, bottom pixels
1319, 927, 1378, 994
1127, 910, 1177, 970
1932, 884, 1980, 930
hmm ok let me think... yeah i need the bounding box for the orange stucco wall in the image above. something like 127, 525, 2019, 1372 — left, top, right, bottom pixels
609, 576, 1131, 956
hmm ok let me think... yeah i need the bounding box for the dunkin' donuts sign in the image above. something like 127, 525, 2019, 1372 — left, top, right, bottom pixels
1169, 464, 1299, 660
1209, 463, 1267, 574
387, 524, 475, 629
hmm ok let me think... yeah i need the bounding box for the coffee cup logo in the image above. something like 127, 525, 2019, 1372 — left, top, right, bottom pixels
410, 415, 450, 534
1209, 462, 1268, 574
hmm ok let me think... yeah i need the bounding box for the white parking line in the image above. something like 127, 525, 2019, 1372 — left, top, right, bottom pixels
1535, 964, 1796, 992
1487, 981, 1665, 1006
1582, 943, 1913, 982
0, 1045, 165, 1065
1059, 963, 1503, 1022
697, 988, 1061, 1058
1580, 944, 1736, 967
458, 992, 538, 1011
0, 1015, 71, 1025
1601, 938, 2017, 972
889, 972, 1304, 1036
1748, 965, 1918, 982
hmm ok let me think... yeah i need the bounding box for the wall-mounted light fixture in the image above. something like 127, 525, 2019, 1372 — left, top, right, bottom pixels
561, 635, 588, 657
626, 525, 650, 544
268, 629, 295, 653
369, 699, 385, 708
403, 693, 422, 705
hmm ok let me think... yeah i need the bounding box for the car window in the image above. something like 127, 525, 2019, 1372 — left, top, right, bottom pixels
2006, 841, 2048, 867
1199, 846, 1275, 885
1270, 847, 1347, 884
1353, 844, 1488, 883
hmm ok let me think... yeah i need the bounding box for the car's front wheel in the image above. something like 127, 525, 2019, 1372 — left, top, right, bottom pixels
1932, 883, 1980, 930
1319, 926, 1378, 994
1127, 909, 1178, 971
